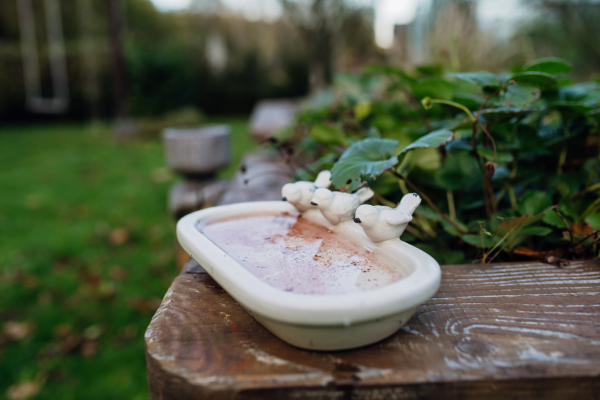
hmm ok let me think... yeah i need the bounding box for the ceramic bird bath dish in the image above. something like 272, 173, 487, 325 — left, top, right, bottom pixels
176, 174, 441, 351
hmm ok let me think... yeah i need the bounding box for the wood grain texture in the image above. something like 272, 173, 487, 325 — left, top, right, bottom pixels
146, 258, 600, 400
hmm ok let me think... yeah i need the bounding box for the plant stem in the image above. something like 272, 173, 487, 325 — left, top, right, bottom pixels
584, 148, 600, 190
557, 147, 567, 175
390, 170, 467, 235
447, 190, 456, 219
429, 99, 476, 122
574, 229, 600, 247
478, 122, 497, 161
486, 223, 521, 264
552, 206, 574, 251
468, 82, 514, 219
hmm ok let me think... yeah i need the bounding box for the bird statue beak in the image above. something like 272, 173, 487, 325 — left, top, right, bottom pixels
354, 217, 362, 223
282, 197, 287, 201
310, 201, 318, 206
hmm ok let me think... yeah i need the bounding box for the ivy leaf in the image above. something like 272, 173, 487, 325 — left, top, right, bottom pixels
510, 72, 556, 88
480, 107, 538, 125
516, 226, 553, 237
434, 153, 481, 191
412, 78, 454, 100
397, 129, 453, 156
495, 213, 546, 252
453, 93, 484, 109
463, 234, 494, 248
542, 206, 570, 228
518, 191, 552, 216
449, 72, 500, 88
310, 124, 348, 146
354, 101, 372, 121
585, 213, 600, 230
551, 101, 595, 114
524, 57, 572, 75
503, 83, 541, 107
478, 148, 514, 163
331, 138, 399, 191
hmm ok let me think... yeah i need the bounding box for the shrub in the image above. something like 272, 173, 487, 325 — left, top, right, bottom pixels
277, 59, 600, 265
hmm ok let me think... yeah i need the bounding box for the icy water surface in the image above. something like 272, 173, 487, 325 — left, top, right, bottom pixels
201, 214, 404, 295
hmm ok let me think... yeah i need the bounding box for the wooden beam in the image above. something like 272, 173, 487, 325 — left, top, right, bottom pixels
146, 259, 600, 399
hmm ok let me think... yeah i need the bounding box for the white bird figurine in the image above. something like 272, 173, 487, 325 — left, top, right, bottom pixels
354, 193, 421, 242
281, 171, 331, 212
310, 187, 374, 225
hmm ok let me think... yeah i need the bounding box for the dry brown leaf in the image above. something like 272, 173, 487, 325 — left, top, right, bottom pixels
81, 341, 99, 358
6, 380, 41, 400
129, 297, 162, 314
53, 323, 72, 339
570, 222, 594, 237
3, 321, 35, 341
109, 228, 130, 245
108, 266, 126, 280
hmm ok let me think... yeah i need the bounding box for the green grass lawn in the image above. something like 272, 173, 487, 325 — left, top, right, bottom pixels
0, 118, 254, 400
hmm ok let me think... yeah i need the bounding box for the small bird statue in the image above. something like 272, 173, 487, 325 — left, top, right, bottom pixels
354, 193, 421, 242
281, 170, 331, 212
310, 187, 374, 225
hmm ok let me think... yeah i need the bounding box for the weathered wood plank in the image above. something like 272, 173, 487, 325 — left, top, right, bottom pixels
146, 259, 600, 399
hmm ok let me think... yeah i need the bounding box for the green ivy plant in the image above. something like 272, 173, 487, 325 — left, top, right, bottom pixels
274, 57, 600, 265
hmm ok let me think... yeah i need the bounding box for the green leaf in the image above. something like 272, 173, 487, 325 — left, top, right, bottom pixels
524, 57, 572, 75
585, 213, 600, 230
354, 101, 372, 121
441, 218, 469, 237
412, 78, 454, 100
397, 129, 453, 156
478, 148, 514, 163
542, 207, 569, 228
510, 72, 556, 88
516, 226, 553, 237
463, 234, 494, 248
434, 153, 481, 191
453, 93, 484, 109
495, 213, 546, 252
310, 124, 348, 146
450, 72, 500, 87
503, 83, 541, 107
480, 107, 538, 125
331, 138, 399, 191
551, 101, 595, 114
518, 191, 552, 216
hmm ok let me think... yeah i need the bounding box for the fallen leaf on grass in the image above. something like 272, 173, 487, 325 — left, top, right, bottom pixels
6, 380, 41, 400
81, 341, 99, 358
109, 228, 130, 245
128, 297, 162, 314
151, 167, 172, 183
109, 266, 127, 280
53, 323, 72, 339
3, 321, 35, 341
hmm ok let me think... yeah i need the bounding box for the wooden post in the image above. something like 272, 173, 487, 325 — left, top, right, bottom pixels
146, 259, 600, 399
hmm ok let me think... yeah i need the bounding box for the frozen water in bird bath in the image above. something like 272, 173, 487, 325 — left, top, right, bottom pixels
200, 213, 407, 295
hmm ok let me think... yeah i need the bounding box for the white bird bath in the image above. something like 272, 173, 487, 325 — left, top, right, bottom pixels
177, 201, 441, 351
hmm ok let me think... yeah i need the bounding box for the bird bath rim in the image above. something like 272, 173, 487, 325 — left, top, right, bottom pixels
176, 201, 441, 327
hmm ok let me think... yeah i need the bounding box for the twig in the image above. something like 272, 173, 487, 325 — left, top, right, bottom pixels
478, 122, 497, 162
551, 205, 574, 248
390, 170, 467, 235
469, 82, 514, 218
574, 229, 600, 247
